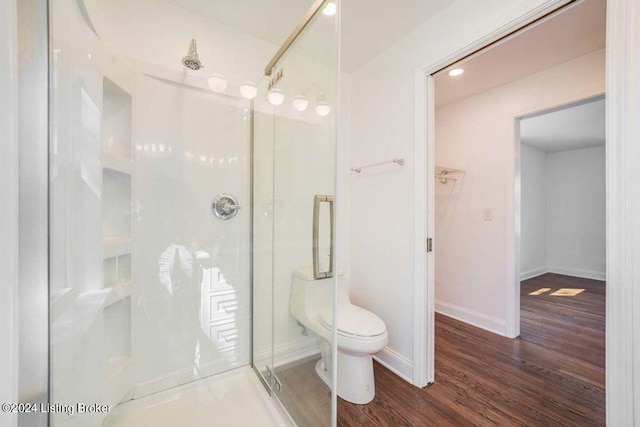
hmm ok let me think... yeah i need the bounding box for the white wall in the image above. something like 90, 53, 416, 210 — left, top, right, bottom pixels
547, 146, 606, 279
521, 144, 548, 279
348, 0, 579, 380
521, 144, 606, 281
433, 50, 605, 336
0, 0, 18, 425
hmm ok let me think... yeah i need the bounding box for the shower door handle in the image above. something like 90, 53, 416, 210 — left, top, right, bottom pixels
313, 195, 334, 280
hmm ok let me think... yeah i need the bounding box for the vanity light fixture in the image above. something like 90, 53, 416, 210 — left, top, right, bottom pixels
315, 93, 331, 117
267, 88, 285, 106
239, 82, 258, 99
292, 94, 309, 112
208, 75, 228, 92
322, 2, 336, 16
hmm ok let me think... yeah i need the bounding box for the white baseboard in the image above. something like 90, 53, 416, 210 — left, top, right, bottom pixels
520, 266, 548, 281
372, 346, 413, 384
547, 266, 606, 281
435, 300, 507, 336
254, 336, 320, 369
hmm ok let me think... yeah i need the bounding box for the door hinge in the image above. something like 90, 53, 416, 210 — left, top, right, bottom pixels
273, 374, 283, 392
426, 237, 433, 252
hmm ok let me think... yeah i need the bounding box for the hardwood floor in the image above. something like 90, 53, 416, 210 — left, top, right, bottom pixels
338, 273, 605, 427
274, 357, 331, 426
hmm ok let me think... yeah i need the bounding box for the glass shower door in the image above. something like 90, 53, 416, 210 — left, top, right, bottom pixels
253, 1, 339, 425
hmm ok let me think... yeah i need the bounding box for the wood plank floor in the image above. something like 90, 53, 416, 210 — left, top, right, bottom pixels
338, 273, 605, 427
274, 357, 331, 426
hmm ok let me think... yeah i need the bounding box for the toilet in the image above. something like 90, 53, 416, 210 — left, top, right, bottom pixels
290, 268, 388, 404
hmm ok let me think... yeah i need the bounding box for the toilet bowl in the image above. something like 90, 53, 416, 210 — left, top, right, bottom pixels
290, 268, 388, 404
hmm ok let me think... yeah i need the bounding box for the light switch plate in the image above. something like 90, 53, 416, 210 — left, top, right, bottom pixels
483, 208, 494, 221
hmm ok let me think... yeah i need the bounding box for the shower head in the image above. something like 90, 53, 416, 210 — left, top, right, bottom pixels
182, 39, 203, 71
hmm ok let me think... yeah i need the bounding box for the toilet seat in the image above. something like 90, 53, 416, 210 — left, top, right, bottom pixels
319, 304, 386, 339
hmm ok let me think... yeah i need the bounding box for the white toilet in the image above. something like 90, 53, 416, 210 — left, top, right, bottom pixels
290, 268, 388, 404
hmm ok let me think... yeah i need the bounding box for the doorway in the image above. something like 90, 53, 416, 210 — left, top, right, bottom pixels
517, 95, 606, 402
427, 0, 607, 423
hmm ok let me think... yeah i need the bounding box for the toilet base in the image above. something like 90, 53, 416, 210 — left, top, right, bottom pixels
337, 351, 375, 405
313, 344, 376, 405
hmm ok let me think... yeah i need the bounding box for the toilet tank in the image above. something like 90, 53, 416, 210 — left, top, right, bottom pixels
290, 268, 335, 322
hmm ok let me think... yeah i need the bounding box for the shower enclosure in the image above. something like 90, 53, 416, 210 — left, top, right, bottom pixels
38, 0, 339, 425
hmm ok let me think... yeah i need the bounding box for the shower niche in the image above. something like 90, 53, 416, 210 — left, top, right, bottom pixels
100, 70, 135, 410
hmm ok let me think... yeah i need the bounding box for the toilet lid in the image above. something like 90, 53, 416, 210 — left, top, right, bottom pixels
319, 304, 386, 338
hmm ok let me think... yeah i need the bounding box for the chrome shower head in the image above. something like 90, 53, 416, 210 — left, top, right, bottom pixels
182, 39, 203, 70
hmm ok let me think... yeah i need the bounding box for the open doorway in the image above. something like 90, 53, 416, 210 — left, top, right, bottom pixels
518, 94, 606, 368
428, 0, 607, 423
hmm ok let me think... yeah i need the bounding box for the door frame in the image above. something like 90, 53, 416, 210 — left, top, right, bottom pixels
412, 0, 576, 387
414, 0, 640, 424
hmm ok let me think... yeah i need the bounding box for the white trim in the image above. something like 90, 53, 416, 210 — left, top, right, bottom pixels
507, 117, 522, 339
605, 0, 640, 424
435, 300, 507, 337
520, 266, 548, 281
414, 0, 573, 388
411, 68, 430, 387
0, 0, 19, 425
547, 267, 606, 281
373, 347, 414, 384
520, 266, 607, 282
257, 337, 320, 368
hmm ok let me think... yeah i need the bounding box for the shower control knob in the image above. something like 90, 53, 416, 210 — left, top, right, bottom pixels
212, 193, 240, 220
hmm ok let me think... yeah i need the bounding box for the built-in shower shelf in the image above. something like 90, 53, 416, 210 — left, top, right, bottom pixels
103, 154, 133, 174
103, 280, 133, 308
104, 237, 132, 258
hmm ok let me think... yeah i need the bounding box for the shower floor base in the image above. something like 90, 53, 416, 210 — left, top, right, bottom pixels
103, 367, 286, 427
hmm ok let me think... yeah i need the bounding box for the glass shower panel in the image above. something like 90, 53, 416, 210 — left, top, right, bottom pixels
270, 3, 338, 425
49, 0, 252, 424
252, 81, 276, 391
133, 72, 252, 398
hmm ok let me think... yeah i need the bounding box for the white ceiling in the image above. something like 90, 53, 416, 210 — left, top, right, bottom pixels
340, 0, 453, 72
163, 0, 454, 73
434, 0, 606, 107
520, 97, 605, 152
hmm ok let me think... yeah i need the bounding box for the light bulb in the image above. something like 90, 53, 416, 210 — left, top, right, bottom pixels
267, 89, 285, 106
448, 68, 464, 77
292, 95, 309, 112
239, 82, 258, 100
315, 100, 331, 117
208, 75, 228, 92
322, 2, 336, 16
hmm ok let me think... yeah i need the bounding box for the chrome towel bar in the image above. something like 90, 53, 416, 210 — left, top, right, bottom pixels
351, 158, 405, 174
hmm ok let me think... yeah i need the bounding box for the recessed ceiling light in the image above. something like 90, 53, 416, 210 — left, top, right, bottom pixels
448, 68, 464, 77
322, 2, 336, 16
